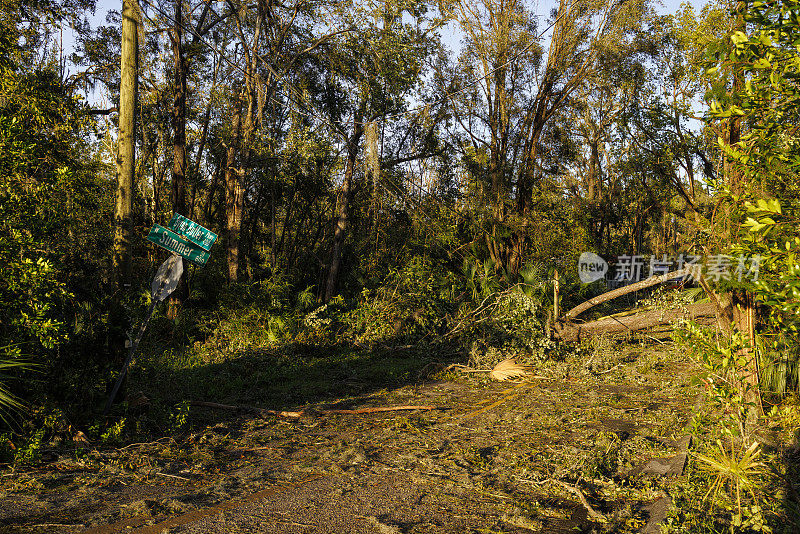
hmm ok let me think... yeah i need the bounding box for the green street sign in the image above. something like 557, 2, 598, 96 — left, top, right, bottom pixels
167, 213, 217, 251
147, 224, 210, 265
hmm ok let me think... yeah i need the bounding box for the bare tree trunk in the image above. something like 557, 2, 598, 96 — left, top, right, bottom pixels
324, 107, 365, 303
113, 0, 138, 289
168, 0, 189, 319
170, 0, 187, 218
203, 158, 222, 223
225, 91, 244, 282
154, 122, 166, 224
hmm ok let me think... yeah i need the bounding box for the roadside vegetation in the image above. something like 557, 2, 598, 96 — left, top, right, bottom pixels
2, 0, 800, 531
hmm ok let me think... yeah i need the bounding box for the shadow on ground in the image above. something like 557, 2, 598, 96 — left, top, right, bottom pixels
128, 339, 468, 415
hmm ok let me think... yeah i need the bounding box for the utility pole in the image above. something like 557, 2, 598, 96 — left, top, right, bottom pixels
113, 0, 139, 288
108, 0, 139, 407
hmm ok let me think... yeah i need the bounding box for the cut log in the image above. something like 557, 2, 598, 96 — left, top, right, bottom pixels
555, 301, 716, 343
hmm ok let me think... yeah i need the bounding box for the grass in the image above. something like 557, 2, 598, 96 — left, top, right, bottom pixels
129, 342, 454, 415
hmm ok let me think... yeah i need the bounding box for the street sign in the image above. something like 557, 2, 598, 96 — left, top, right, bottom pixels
146, 224, 210, 265
151, 254, 184, 303
167, 213, 217, 251
107, 216, 216, 415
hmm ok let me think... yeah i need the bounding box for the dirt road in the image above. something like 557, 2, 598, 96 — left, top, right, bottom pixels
0, 342, 700, 533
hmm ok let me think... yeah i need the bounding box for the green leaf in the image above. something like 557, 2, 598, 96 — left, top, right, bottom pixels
753, 57, 772, 69
731, 31, 749, 45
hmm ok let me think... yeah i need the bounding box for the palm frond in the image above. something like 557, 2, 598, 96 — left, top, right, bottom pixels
489, 359, 532, 381
0, 354, 35, 426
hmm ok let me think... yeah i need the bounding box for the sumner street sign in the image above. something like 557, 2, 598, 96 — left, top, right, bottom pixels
167, 213, 217, 251
146, 224, 211, 265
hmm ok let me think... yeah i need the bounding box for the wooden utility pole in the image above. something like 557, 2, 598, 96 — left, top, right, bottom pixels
113, 0, 139, 288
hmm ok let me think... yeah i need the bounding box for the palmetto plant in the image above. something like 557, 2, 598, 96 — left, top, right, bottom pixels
0, 348, 32, 425
694, 439, 766, 515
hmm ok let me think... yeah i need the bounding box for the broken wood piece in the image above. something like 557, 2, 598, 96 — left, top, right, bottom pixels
550, 479, 606, 522
156, 471, 191, 482
28, 524, 85, 529
517, 477, 606, 522
190, 401, 303, 418
319, 405, 435, 415
190, 401, 434, 418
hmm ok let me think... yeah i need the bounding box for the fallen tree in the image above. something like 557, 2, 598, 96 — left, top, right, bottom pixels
554, 267, 719, 342
555, 301, 716, 342
564, 267, 693, 321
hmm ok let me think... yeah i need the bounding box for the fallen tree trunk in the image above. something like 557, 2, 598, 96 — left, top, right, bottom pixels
564, 267, 692, 321
555, 301, 716, 343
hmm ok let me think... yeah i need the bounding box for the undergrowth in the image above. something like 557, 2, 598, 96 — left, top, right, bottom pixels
668, 321, 800, 533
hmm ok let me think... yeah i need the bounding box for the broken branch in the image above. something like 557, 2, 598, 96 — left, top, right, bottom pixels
190, 401, 435, 418
550, 479, 606, 522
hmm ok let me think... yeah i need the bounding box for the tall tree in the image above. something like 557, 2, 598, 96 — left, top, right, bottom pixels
515, 0, 646, 216
444, 0, 647, 274
319, 0, 444, 301
167, 0, 188, 316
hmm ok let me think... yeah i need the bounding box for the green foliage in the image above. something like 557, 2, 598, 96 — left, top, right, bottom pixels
0, 351, 33, 425
666, 3, 800, 527
100, 418, 126, 444
703, 0, 800, 397
677, 322, 757, 439
451, 270, 554, 359
11, 408, 66, 464
707, 0, 800, 190
169, 401, 191, 432
0, 4, 113, 431
674, 320, 781, 531
340, 255, 451, 345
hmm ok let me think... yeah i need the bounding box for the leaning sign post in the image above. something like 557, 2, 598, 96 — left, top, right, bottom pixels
104, 216, 217, 415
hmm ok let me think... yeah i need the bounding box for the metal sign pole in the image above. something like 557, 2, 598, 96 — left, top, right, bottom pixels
103, 299, 156, 416
106, 214, 213, 416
